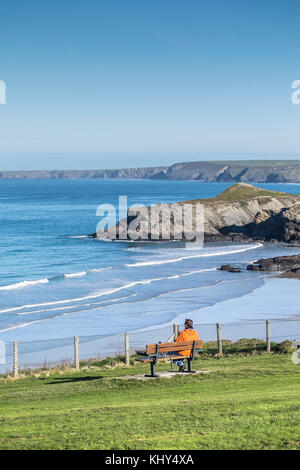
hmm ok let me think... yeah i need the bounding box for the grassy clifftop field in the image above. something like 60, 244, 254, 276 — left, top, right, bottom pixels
0, 353, 299, 450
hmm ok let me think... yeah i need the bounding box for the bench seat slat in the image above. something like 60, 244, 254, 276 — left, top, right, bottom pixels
147, 340, 203, 349
146, 340, 203, 354
164, 355, 185, 360
147, 346, 203, 354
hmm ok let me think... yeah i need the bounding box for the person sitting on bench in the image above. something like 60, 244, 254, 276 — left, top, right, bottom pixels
169, 319, 199, 372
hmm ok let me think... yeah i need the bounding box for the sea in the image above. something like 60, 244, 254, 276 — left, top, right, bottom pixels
0, 179, 300, 343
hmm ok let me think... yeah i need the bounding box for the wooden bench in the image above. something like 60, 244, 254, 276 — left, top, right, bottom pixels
136, 340, 203, 377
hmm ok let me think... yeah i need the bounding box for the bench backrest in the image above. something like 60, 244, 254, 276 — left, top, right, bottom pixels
146, 340, 203, 355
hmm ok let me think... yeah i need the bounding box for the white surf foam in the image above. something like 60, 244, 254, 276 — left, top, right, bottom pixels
0, 278, 49, 291
64, 271, 87, 278
126, 243, 263, 268
0, 268, 216, 315
0, 266, 112, 293
89, 267, 112, 273
16, 293, 137, 316
0, 319, 47, 333
68, 235, 89, 239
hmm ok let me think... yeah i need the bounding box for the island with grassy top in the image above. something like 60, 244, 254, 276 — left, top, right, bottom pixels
94, 183, 300, 244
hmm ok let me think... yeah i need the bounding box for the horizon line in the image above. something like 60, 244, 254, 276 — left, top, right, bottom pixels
1, 158, 300, 174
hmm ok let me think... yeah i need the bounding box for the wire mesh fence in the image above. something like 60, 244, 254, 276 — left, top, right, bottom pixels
0, 319, 299, 376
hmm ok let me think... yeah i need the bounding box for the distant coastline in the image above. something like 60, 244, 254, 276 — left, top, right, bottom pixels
2, 160, 300, 183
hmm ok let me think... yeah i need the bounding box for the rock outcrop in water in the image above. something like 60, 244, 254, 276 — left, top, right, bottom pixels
247, 254, 300, 272
247, 254, 300, 278
219, 265, 242, 273
93, 183, 300, 243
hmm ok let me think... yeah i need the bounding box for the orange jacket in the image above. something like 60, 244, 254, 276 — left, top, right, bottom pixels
176, 328, 199, 356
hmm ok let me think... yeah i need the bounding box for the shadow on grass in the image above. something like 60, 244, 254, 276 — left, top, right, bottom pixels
47, 375, 105, 384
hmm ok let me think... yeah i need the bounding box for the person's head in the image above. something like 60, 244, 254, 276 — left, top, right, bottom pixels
184, 319, 193, 329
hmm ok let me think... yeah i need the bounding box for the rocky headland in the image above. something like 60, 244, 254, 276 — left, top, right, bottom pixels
93, 182, 300, 244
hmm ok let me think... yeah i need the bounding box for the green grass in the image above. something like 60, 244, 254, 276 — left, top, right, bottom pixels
211, 183, 293, 202
209, 160, 300, 167
0, 352, 299, 450
181, 182, 299, 206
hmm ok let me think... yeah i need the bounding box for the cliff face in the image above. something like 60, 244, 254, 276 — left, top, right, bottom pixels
202, 184, 300, 242
281, 206, 300, 243
94, 183, 300, 243
2, 160, 300, 182
0, 166, 168, 180
165, 161, 300, 182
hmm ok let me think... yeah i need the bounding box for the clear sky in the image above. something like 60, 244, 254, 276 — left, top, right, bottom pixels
0, 0, 300, 170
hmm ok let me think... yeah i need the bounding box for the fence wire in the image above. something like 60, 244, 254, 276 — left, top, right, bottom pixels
0, 319, 299, 375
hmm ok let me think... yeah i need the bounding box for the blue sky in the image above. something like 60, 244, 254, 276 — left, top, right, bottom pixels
0, 0, 300, 170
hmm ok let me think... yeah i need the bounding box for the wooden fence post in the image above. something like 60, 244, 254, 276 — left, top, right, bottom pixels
125, 332, 130, 366
217, 323, 223, 356
13, 341, 18, 378
266, 320, 271, 353
74, 336, 79, 370
173, 324, 179, 340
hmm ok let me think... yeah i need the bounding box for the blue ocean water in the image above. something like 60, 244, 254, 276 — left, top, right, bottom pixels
0, 179, 300, 342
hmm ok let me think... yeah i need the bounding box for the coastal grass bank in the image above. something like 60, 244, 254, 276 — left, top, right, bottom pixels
1, 319, 299, 376
0, 352, 299, 450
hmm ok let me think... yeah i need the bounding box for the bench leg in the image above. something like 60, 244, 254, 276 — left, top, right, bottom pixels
183, 359, 195, 374
145, 361, 159, 378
